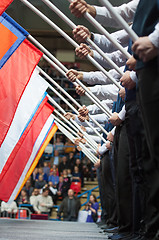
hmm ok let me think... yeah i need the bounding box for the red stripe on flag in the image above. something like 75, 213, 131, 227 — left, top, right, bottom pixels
0, 98, 54, 202
0, 39, 42, 147
0, 0, 14, 16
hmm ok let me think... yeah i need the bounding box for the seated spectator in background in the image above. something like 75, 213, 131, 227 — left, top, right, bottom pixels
58, 156, 70, 176
29, 188, 39, 206
67, 169, 72, 180
18, 189, 29, 205
57, 189, 81, 221
23, 178, 34, 198
85, 159, 95, 181
68, 152, 76, 172
85, 194, 99, 223
34, 174, 46, 190
43, 162, 50, 177
48, 168, 59, 187
72, 166, 81, 183
56, 176, 69, 199
32, 168, 39, 185
50, 150, 60, 166
52, 164, 59, 176
75, 158, 84, 187
1, 201, 18, 218
62, 169, 71, 189
33, 188, 53, 217
54, 137, 64, 155
64, 138, 76, 154
36, 167, 48, 182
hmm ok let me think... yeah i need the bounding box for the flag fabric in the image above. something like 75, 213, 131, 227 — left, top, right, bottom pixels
12, 116, 58, 202
0, 12, 29, 69
0, 38, 42, 147
0, 0, 14, 16
0, 98, 56, 202
0, 67, 49, 175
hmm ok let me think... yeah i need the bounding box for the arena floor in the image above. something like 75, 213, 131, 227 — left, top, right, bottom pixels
0, 219, 108, 240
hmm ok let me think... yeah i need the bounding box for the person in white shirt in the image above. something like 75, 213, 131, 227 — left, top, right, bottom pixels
33, 188, 53, 217
1, 201, 18, 218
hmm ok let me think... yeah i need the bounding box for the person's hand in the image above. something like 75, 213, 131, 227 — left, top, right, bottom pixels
78, 105, 89, 116
94, 159, 101, 169
80, 125, 86, 132
75, 43, 93, 59
69, 0, 96, 18
73, 25, 91, 43
132, 36, 158, 62
57, 191, 61, 196
64, 112, 75, 120
107, 132, 114, 142
77, 131, 84, 138
75, 85, 86, 96
106, 141, 112, 151
37, 211, 41, 214
109, 112, 122, 126
66, 69, 83, 82
78, 114, 89, 122
120, 71, 136, 90
40, 203, 46, 207
126, 56, 137, 71
119, 87, 126, 101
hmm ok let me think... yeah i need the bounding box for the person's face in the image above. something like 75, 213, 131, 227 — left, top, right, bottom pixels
59, 176, 63, 183
68, 189, 74, 198
43, 190, 49, 197
89, 195, 95, 203
63, 156, 67, 163
39, 175, 43, 181
34, 189, 39, 196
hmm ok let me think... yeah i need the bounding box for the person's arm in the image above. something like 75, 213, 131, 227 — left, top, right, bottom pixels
87, 99, 113, 115
94, 0, 139, 28
33, 197, 40, 213
89, 84, 118, 102
149, 22, 159, 49
45, 196, 53, 208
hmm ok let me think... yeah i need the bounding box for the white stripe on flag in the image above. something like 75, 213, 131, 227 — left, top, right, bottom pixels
0, 67, 49, 173
8, 114, 54, 203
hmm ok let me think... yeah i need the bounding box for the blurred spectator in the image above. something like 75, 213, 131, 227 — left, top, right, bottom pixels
68, 152, 76, 172
29, 188, 39, 206
54, 137, 64, 155
18, 189, 29, 205
45, 182, 58, 205
72, 166, 81, 183
52, 164, 59, 176
85, 160, 95, 181
32, 168, 39, 185
62, 169, 71, 189
23, 178, 34, 197
43, 162, 50, 177
56, 176, 69, 199
1, 201, 18, 218
64, 138, 76, 154
57, 189, 81, 221
36, 167, 48, 182
58, 156, 70, 175
34, 174, 46, 190
48, 168, 59, 187
50, 150, 60, 166
75, 158, 84, 187
33, 188, 53, 216
85, 194, 99, 223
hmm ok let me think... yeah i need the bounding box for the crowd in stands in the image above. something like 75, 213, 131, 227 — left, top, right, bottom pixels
0, 135, 97, 220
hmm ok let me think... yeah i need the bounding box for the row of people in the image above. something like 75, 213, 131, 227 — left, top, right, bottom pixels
63, 0, 159, 240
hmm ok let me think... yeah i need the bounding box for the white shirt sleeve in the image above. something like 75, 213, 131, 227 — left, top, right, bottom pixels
149, 22, 159, 49
93, 29, 129, 53
93, 0, 139, 28
87, 99, 113, 115
130, 71, 138, 83
98, 142, 109, 155
82, 67, 124, 85
93, 48, 127, 69
85, 126, 103, 134
89, 84, 118, 102
74, 113, 108, 127
118, 105, 126, 121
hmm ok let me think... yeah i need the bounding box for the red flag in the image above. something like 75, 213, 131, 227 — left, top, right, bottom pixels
0, 97, 54, 202
0, 0, 14, 16
0, 39, 42, 147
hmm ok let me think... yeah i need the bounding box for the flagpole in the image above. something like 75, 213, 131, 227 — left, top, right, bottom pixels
47, 95, 98, 149
38, 66, 109, 140
20, 0, 122, 91
28, 35, 112, 118
55, 120, 98, 163
99, 0, 138, 42
67, 0, 131, 59
52, 113, 97, 154
42, 0, 123, 76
